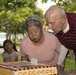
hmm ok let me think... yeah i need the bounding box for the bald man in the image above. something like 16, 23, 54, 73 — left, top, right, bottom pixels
45, 5, 76, 74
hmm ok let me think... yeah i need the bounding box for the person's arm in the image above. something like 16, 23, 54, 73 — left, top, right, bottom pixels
19, 40, 28, 61
19, 49, 30, 61
2, 53, 9, 62
57, 45, 68, 70
15, 53, 19, 61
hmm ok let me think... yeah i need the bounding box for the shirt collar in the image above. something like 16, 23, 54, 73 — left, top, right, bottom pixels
63, 23, 69, 33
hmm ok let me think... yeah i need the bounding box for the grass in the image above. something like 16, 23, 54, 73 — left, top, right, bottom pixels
0, 53, 75, 71
0, 54, 3, 62
64, 57, 75, 71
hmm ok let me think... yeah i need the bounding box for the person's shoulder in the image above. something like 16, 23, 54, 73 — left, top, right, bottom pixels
44, 31, 56, 36
44, 31, 55, 36
12, 51, 18, 55
2, 52, 8, 56
21, 34, 29, 42
66, 12, 76, 16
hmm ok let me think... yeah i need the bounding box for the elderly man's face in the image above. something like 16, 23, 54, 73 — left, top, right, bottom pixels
45, 13, 64, 34
27, 25, 42, 43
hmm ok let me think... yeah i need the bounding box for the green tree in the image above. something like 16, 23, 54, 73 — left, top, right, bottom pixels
42, 0, 76, 13
0, 0, 44, 42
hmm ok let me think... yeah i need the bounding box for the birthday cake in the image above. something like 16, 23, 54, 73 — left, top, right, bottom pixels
0, 61, 58, 75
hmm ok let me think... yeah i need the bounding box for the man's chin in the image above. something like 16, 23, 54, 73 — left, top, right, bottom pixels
54, 30, 59, 34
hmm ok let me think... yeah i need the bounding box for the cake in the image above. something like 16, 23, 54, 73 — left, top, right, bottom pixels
0, 61, 58, 75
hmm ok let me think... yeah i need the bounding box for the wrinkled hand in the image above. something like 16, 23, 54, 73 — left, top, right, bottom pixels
68, 70, 76, 75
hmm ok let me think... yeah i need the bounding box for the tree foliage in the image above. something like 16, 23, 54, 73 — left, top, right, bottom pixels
41, 0, 76, 13
0, 0, 76, 40
0, 0, 44, 40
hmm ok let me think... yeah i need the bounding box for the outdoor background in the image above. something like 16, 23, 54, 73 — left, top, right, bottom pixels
0, 0, 76, 72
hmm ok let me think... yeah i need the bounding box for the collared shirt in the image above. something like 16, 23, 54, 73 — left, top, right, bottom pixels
63, 23, 69, 33
57, 23, 69, 65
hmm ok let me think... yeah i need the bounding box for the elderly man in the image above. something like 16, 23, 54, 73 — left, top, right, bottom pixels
45, 5, 76, 75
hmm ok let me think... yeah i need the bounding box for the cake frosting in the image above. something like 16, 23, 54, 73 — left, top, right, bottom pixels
0, 61, 58, 75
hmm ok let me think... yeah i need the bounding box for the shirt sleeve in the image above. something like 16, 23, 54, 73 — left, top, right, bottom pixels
55, 36, 62, 54
57, 45, 68, 65
19, 40, 27, 57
